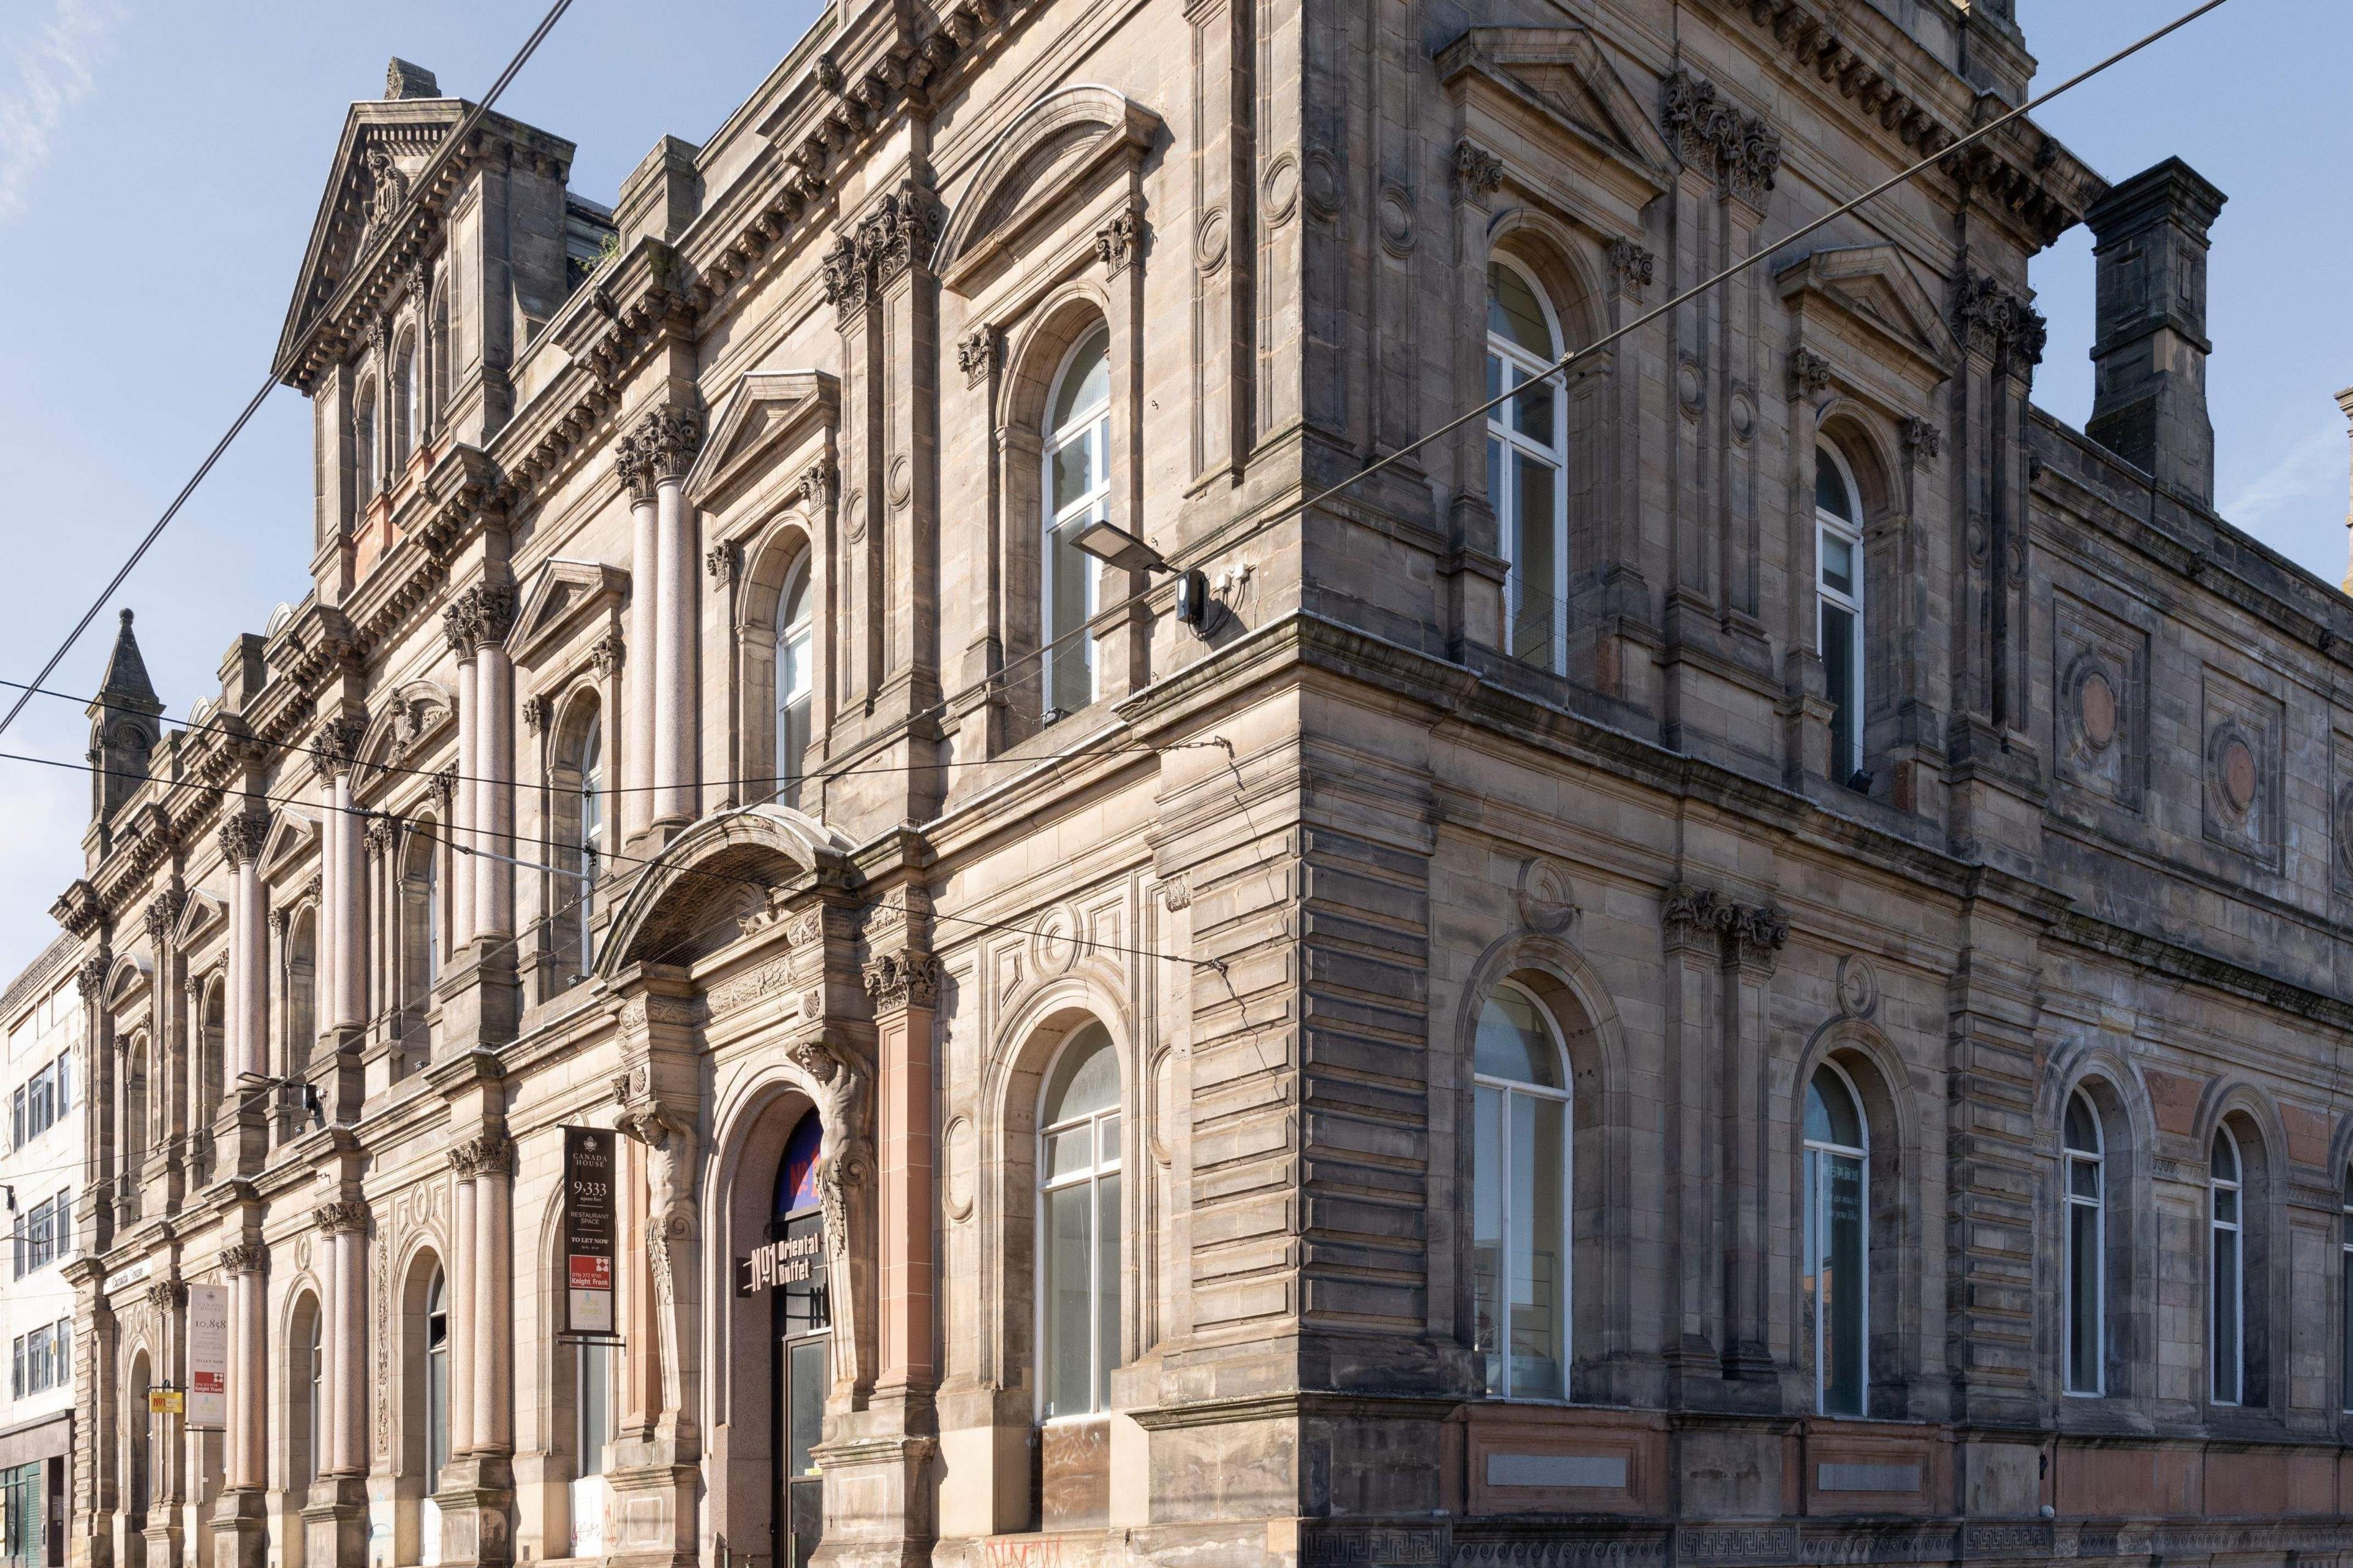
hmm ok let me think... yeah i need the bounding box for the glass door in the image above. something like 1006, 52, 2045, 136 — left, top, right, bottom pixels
773, 1207, 829, 1568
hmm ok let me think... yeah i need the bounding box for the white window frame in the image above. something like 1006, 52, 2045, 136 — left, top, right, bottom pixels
2341, 1168, 2353, 1414
2063, 1091, 2106, 1397
1471, 980, 1574, 1401
1034, 1028, 1121, 1422
1484, 257, 1571, 675
1803, 1060, 1871, 1417
577, 711, 604, 970
1040, 328, 1111, 719
1814, 444, 1866, 782
776, 553, 814, 801
2210, 1127, 2243, 1407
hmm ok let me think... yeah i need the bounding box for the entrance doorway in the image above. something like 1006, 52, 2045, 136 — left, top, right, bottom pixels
769, 1111, 829, 1568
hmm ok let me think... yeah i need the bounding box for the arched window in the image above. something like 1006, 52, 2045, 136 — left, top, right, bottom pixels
393, 331, 418, 470
1038, 1023, 1120, 1418
429, 284, 451, 425
1470, 983, 1571, 1399
401, 824, 440, 1009
574, 711, 604, 972
1803, 1062, 1869, 1415
425, 1268, 451, 1490
128, 1350, 151, 1523
1485, 260, 1568, 672
2211, 1127, 2244, 1406
2063, 1091, 2106, 1396
2341, 1167, 2353, 1414
1041, 325, 1110, 720
285, 908, 317, 1088
1815, 445, 1866, 786
294, 1300, 324, 1488
776, 555, 813, 802
198, 978, 225, 1132
353, 382, 379, 506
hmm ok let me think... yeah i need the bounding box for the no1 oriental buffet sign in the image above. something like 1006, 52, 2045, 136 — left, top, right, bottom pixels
563, 1127, 616, 1335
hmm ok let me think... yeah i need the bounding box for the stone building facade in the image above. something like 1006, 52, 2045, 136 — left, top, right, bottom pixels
53, 1, 2353, 1566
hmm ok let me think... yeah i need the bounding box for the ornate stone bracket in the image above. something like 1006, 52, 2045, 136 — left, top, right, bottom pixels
1660, 881, 1789, 972
1451, 139, 1504, 203
1951, 270, 2047, 372
1660, 67, 1783, 207
957, 325, 1001, 389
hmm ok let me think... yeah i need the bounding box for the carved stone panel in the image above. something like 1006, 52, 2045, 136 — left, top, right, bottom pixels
2052, 593, 2148, 812
2201, 668, 2284, 867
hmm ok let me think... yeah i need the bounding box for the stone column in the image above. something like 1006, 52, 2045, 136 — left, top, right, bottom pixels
619, 436, 659, 846
219, 814, 271, 1175
1659, 885, 1725, 1403
75, 955, 115, 1256
1718, 900, 1785, 1387
69, 1261, 116, 1568
438, 1133, 514, 1568
864, 938, 941, 1404
143, 1279, 188, 1568
306, 1202, 369, 1568
639, 410, 703, 830
215, 1241, 269, 1568
467, 1137, 513, 1452
470, 589, 518, 942
322, 722, 369, 1035
442, 604, 479, 955
448, 1153, 478, 1460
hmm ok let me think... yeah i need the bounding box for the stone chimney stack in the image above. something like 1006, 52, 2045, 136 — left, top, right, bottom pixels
2085, 157, 2227, 506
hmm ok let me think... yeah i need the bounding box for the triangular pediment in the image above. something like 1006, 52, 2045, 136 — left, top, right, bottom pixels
275, 97, 464, 375
174, 890, 229, 952
1438, 27, 1676, 198
512, 559, 628, 667
683, 372, 839, 510
934, 86, 1162, 289
261, 811, 319, 881
1775, 243, 1960, 384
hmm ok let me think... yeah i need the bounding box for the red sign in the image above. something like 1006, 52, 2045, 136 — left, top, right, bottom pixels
569, 1254, 612, 1293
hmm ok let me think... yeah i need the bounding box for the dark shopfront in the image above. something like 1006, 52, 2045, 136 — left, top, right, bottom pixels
0, 1412, 68, 1568
740, 1110, 830, 1568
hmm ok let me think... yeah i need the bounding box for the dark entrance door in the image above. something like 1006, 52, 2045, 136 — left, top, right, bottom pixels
770, 1112, 830, 1568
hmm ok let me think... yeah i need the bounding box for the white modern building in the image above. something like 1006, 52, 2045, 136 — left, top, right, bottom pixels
1, 934, 87, 1568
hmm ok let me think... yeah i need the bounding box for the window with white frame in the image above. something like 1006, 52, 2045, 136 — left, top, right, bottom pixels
575, 711, 604, 971
1803, 1063, 1868, 1415
2211, 1127, 2244, 1406
1471, 983, 1572, 1399
425, 1268, 451, 1490
8, 1319, 69, 1396
10, 1052, 70, 1150
1814, 444, 1866, 786
776, 555, 813, 802
1040, 325, 1110, 721
1037, 1022, 1120, 1419
1485, 260, 1569, 673
2341, 1167, 2353, 1413
12, 1188, 71, 1279
2063, 1091, 2105, 1396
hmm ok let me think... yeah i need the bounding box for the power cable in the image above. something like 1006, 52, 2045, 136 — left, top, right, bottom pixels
0, 0, 582, 744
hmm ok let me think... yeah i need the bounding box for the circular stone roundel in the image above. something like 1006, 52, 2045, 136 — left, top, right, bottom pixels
2077, 668, 2118, 751
2219, 736, 2257, 814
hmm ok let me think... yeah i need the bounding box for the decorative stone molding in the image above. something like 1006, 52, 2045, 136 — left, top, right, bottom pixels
820, 235, 866, 318
1451, 138, 1504, 202
1660, 67, 1782, 205
957, 324, 1000, 389
520, 692, 551, 736
313, 1199, 370, 1236
442, 581, 520, 654
1611, 237, 1656, 295
449, 1133, 515, 1178
218, 812, 270, 868
589, 630, 626, 679
220, 1240, 268, 1276
1901, 415, 1942, 465
705, 541, 740, 588
143, 888, 184, 945
1515, 856, 1580, 936
1951, 270, 2047, 368
1156, 874, 1193, 912
634, 407, 704, 482
268, 907, 291, 939
431, 765, 458, 812
312, 713, 370, 779
863, 949, 942, 1012
867, 181, 944, 285
1095, 211, 1141, 276
794, 455, 839, 514
143, 1279, 187, 1313
1787, 349, 1833, 398
1660, 881, 1786, 970
1727, 902, 1789, 971
363, 813, 398, 859
75, 955, 108, 999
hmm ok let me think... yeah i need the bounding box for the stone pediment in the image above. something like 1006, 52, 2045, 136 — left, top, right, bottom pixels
260, 811, 319, 882
355, 680, 455, 794
174, 890, 229, 952
683, 371, 839, 510
1775, 244, 1959, 385
511, 559, 629, 667
934, 86, 1161, 290
276, 97, 466, 373
1436, 26, 1676, 200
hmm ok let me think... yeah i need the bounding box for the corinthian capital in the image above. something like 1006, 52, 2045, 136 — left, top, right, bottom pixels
862, 949, 941, 1012
449, 1132, 514, 1178
218, 812, 270, 868
220, 1240, 269, 1276
629, 407, 703, 483
313, 1199, 371, 1236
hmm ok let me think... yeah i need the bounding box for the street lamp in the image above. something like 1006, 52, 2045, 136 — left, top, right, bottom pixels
1071, 521, 1214, 628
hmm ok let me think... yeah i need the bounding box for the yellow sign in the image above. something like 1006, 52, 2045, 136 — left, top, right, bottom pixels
148, 1390, 183, 1415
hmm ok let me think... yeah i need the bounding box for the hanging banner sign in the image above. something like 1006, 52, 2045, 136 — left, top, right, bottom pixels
148, 1389, 183, 1415
186, 1283, 229, 1430
564, 1127, 618, 1335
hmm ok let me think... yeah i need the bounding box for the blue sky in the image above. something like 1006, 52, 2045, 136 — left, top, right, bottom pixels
0, 0, 2335, 967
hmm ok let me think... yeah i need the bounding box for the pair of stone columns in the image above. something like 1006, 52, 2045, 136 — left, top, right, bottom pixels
443, 585, 521, 954
216, 816, 272, 1088
617, 408, 703, 841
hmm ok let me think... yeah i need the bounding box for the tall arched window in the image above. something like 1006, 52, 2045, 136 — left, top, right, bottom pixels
575, 711, 604, 969
285, 909, 317, 1089
295, 1301, 324, 1488
1471, 983, 1571, 1399
429, 284, 451, 426
1038, 1023, 1120, 1418
353, 382, 379, 506
1803, 1062, 1869, 1415
1815, 445, 1866, 786
2211, 1127, 2244, 1406
1485, 260, 1568, 673
401, 825, 441, 1010
393, 331, 418, 470
776, 555, 813, 801
1041, 326, 1110, 720
128, 1351, 151, 1523
198, 978, 225, 1132
2063, 1091, 2105, 1396
2341, 1167, 2353, 1413
425, 1268, 451, 1490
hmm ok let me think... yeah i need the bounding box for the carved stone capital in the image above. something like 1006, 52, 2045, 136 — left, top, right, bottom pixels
363, 812, 398, 860
449, 1133, 513, 1179
1952, 270, 2047, 369
1611, 237, 1656, 295
1727, 903, 1789, 972
75, 955, 108, 1000
520, 692, 551, 736
143, 888, 185, 945
1451, 139, 1504, 202
820, 235, 866, 319
1902, 415, 1943, 466
312, 714, 369, 780
795, 455, 839, 514
629, 407, 703, 483
860, 180, 942, 287
1661, 67, 1781, 206
218, 812, 270, 869
957, 324, 1001, 390
313, 1199, 371, 1236
615, 430, 659, 505
862, 949, 941, 1012
589, 630, 626, 679
1788, 349, 1833, 399
705, 541, 740, 588
143, 1279, 188, 1313
220, 1240, 268, 1276
1095, 211, 1141, 276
